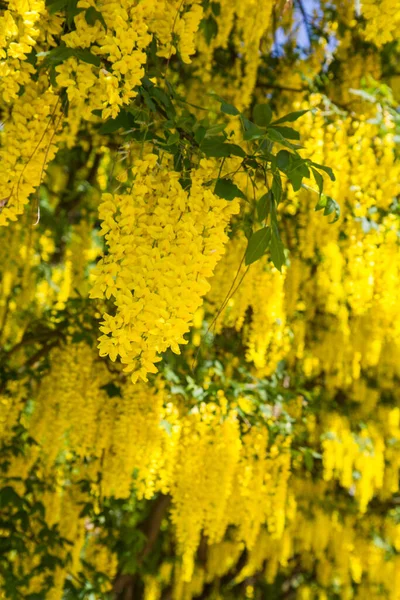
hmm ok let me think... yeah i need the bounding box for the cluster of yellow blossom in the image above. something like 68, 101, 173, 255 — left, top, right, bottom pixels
55, 0, 151, 120
2, 341, 294, 593
90, 154, 240, 382
207, 235, 289, 373
170, 403, 242, 580
238, 486, 400, 600
319, 403, 400, 508
1, 0, 400, 597
101, 379, 177, 500
189, 0, 276, 110
28, 343, 110, 465
0, 217, 58, 347
321, 413, 385, 512
52, 0, 205, 120
284, 106, 400, 391
143, 486, 400, 600
0, 0, 207, 224
0, 80, 61, 226
153, 0, 204, 63
203, 101, 397, 392
360, 0, 400, 46
0, 0, 49, 102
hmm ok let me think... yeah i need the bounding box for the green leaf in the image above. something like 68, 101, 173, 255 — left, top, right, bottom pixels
141, 88, 157, 112
271, 109, 309, 125
272, 172, 282, 204
286, 158, 310, 192
201, 139, 246, 158
194, 126, 207, 144
166, 132, 180, 145
257, 191, 271, 222
241, 116, 254, 131
202, 14, 218, 44
304, 450, 314, 472
270, 230, 286, 271
46, 0, 68, 12
38, 46, 75, 67
243, 123, 265, 141
253, 103, 272, 127
324, 196, 341, 222
204, 123, 227, 136
225, 144, 247, 158
266, 128, 285, 143
149, 85, 176, 117
276, 149, 291, 171
220, 101, 240, 116
66, 0, 84, 25
311, 167, 324, 198
85, 6, 106, 28
310, 161, 336, 181
245, 227, 271, 265
265, 127, 303, 150
268, 125, 300, 140
0, 486, 22, 508
315, 194, 341, 223
211, 1, 221, 16
75, 49, 101, 67
214, 178, 246, 201
39, 46, 100, 68
99, 110, 133, 134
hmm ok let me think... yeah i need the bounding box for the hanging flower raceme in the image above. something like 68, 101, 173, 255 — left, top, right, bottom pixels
207, 235, 289, 373
90, 154, 240, 382
360, 0, 400, 46
0, 79, 61, 227
0, 0, 50, 103
321, 413, 385, 512
170, 402, 242, 581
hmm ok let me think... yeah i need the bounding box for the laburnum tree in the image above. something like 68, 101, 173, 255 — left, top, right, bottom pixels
1, 0, 400, 598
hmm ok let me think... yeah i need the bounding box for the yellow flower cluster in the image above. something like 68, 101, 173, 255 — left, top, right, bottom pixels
321, 413, 385, 512
0, 80, 61, 226
146, 473, 400, 600
239, 487, 400, 600
2, 0, 400, 597
90, 154, 240, 382
153, 0, 204, 63
56, 0, 151, 120
170, 403, 242, 580
101, 380, 176, 499
205, 105, 399, 391
54, 0, 204, 120
0, 217, 62, 348
2, 340, 294, 594
191, 0, 276, 110
0, 0, 208, 226
360, 0, 400, 46
29, 343, 110, 465
0, 0, 47, 102
207, 235, 289, 373
219, 101, 400, 394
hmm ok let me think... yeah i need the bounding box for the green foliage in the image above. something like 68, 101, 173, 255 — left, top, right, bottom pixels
215, 178, 246, 200
245, 227, 271, 265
